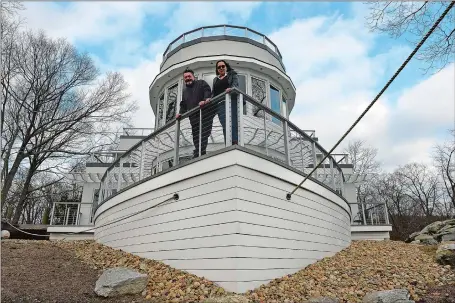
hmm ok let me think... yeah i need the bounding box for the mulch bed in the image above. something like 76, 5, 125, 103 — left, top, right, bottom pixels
1, 240, 148, 303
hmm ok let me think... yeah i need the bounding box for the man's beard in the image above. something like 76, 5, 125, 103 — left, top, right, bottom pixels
185, 80, 194, 87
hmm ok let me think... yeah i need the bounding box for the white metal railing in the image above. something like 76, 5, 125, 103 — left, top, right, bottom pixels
98, 88, 346, 206
49, 202, 81, 225
122, 128, 154, 136
350, 202, 390, 225
162, 25, 282, 60
87, 152, 119, 164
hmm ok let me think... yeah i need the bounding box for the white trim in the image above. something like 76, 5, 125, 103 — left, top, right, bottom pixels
151, 55, 294, 90
351, 225, 392, 232
47, 226, 94, 233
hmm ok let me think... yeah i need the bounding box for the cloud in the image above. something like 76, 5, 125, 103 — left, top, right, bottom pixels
17, 2, 453, 171
267, 11, 454, 171
20, 2, 172, 44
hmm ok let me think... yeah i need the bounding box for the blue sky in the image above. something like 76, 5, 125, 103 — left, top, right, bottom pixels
18, 1, 454, 170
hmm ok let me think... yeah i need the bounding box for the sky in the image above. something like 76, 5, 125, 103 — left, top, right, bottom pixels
17, 1, 454, 172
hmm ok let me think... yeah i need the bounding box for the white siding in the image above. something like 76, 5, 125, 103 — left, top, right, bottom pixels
94, 149, 351, 293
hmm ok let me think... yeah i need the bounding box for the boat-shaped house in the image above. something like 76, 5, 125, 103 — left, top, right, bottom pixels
48, 25, 392, 293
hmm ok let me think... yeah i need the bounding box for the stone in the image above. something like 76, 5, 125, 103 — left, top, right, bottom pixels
94, 267, 148, 297
419, 237, 438, 245
442, 233, 455, 242
305, 297, 339, 303
410, 240, 420, 244
1, 230, 10, 239
362, 289, 414, 303
435, 243, 455, 267
414, 234, 434, 241
202, 294, 250, 303
421, 221, 445, 235
405, 232, 420, 243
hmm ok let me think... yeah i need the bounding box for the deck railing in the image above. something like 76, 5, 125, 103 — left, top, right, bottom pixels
98, 88, 346, 205
162, 25, 282, 60
49, 202, 80, 225
351, 202, 390, 225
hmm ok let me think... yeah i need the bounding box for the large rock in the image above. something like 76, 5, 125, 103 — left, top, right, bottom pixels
362, 289, 414, 303
435, 243, 455, 267
406, 219, 455, 244
95, 267, 148, 297
442, 233, 455, 242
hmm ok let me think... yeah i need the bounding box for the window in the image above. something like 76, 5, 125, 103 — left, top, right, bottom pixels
251, 77, 267, 118
166, 84, 178, 123
157, 94, 164, 128
203, 73, 216, 90
238, 74, 246, 94
270, 85, 280, 123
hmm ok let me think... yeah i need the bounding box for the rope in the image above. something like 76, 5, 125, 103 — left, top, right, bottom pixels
2, 193, 179, 240
286, 1, 455, 200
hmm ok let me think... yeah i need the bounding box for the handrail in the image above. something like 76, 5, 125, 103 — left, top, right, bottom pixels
99, 88, 346, 204
99, 91, 230, 185
162, 25, 282, 60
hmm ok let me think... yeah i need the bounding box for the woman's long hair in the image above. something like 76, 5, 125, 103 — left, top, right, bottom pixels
215, 60, 233, 76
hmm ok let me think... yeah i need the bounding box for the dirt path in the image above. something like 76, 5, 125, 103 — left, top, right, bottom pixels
1, 240, 148, 303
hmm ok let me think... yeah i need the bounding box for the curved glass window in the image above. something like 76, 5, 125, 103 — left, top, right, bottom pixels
270, 85, 280, 123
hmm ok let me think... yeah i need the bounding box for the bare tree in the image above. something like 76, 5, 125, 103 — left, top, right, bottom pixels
395, 162, 441, 217
433, 129, 455, 211
1, 24, 137, 223
365, 1, 455, 73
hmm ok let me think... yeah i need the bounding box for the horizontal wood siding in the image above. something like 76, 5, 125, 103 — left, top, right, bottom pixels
94, 149, 351, 293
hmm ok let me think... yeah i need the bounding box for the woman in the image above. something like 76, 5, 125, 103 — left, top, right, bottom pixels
212, 60, 240, 145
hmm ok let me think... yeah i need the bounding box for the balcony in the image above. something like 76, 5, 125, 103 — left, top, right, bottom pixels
97, 88, 347, 208
163, 25, 282, 62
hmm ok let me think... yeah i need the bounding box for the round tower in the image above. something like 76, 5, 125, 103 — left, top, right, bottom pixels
149, 25, 296, 130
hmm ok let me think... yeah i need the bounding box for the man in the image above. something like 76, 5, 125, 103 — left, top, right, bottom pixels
176, 68, 215, 158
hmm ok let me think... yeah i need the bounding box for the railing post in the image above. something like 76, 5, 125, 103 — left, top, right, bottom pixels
201, 27, 204, 37
361, 202, 367, 225
330, 157, 336, 190
339, 172, 345, 196
224, 25, 226, 35
244, 27, 248, 37
174, 119, 180, 165
64, 205, 69, 225
225, 93, 232, 147
182, 34, 185, 43
76, 203, 81, 225
311, 141, 317, 177
199, 109, 202, 157
50, 202, 56, 225
117, 159, 122, 192
384, 202, 390, 224
283, 120, 291, 166
139, 141, 145, 180
238, 93, 244, 147
299, 138, 305, 172
263, 114, 268, 156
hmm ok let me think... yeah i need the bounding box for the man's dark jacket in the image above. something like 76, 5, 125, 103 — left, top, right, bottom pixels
179, 79, 212, 115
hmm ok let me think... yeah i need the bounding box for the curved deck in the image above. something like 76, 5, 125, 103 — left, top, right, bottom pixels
92, 89, 353, 292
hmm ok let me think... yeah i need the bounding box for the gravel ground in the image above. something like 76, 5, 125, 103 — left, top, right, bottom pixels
2, 239, 455, 303
1, 240, 148, 303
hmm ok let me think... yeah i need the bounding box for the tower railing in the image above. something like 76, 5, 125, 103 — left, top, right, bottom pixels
98, 88, 345, 207
162, 25, 282, 60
